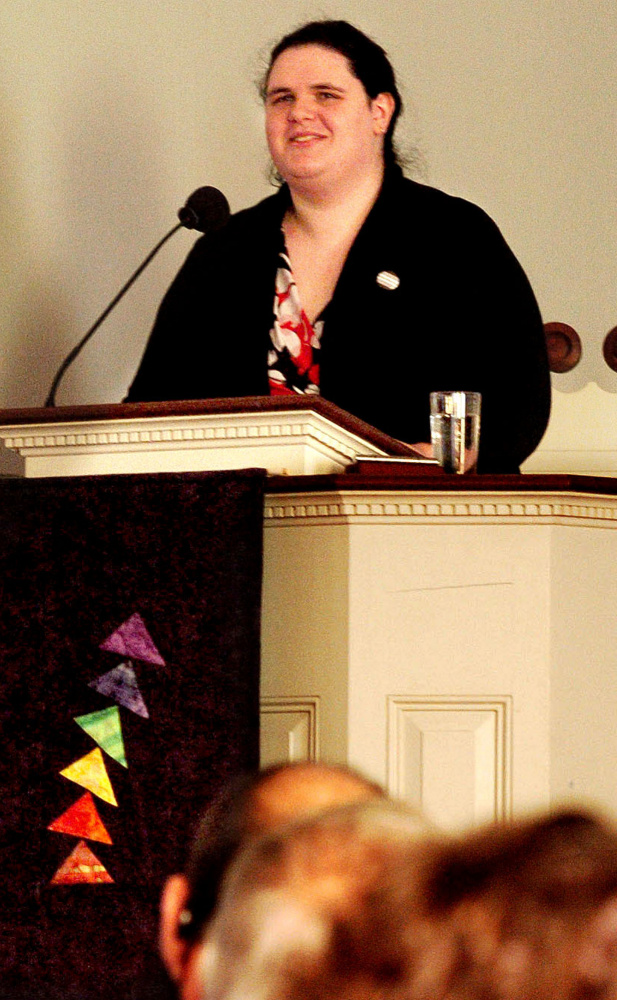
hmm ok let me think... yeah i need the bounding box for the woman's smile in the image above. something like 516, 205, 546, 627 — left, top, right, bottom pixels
288, 132, 327, 146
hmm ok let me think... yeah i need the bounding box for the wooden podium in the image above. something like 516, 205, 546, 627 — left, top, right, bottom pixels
2, 397, 617, 831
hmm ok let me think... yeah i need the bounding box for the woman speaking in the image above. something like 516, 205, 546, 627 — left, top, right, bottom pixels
126, 20, 550, 473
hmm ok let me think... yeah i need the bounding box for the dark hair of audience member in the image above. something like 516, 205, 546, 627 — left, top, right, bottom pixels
414, 808, 617, 1000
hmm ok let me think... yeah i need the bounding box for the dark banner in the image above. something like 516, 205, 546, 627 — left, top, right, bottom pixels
0, 469, 265, 999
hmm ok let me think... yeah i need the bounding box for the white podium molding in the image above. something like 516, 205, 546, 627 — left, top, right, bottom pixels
264, 489, 617, 526
0, 396, 428, 478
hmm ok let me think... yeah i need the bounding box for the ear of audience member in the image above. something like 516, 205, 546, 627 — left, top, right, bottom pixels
159, 762, 387, 992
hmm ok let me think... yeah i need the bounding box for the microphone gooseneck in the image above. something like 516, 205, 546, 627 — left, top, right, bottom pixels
44, 186, 231, 408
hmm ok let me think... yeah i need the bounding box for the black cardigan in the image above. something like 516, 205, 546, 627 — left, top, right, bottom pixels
127, 168, 550, 472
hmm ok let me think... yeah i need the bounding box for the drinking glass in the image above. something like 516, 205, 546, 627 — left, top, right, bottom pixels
429, 391, 482, 474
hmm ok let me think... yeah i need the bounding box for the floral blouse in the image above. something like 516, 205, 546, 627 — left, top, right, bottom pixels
268, 250, 323, 395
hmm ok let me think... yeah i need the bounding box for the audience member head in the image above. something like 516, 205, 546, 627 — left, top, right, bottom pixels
159, 761, 387, 997
197, 805, 617, 1000
413, 808, 617, 1000
200, 798, 430, 1000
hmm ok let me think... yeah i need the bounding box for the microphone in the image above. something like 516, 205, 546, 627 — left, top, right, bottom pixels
177, 186, 230, 232
44, 186, 231, 407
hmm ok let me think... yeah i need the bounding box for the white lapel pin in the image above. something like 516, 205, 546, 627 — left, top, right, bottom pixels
376, 270, 400, 290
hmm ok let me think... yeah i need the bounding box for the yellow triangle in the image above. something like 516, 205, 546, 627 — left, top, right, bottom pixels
59, 747, 118, 806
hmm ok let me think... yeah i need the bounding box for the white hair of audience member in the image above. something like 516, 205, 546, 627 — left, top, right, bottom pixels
197, 799, 430, 1000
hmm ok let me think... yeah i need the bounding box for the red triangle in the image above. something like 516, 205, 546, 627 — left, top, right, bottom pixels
48, 792, 113, 844
50, 840, 113, 885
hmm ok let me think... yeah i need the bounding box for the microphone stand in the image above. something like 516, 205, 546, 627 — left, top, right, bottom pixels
44, 222, 183, 408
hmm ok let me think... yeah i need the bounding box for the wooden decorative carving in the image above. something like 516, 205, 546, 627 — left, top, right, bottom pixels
603, 327, 617, 373
544, 322, 582, 373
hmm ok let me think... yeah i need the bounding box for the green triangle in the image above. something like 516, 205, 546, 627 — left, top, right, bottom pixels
75, 706, 127, 768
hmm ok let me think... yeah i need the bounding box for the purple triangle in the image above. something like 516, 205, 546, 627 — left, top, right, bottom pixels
88, 661, 150, 718
99, 613, 165, 665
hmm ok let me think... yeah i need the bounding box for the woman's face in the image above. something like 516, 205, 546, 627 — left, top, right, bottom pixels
264, 44, 394, 193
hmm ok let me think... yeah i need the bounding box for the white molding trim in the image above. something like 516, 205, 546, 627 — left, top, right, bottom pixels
0, 411, 389, 477
387, 695, 512, 828
260, 696, 320, 766
265, 491, 617, 526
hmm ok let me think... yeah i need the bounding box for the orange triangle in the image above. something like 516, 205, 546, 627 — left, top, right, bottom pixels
50, 840, 113, 885
48, 792, 113, 844
59, 747, 118, 806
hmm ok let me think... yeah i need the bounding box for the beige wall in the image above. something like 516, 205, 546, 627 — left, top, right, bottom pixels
1, 1, 616, 467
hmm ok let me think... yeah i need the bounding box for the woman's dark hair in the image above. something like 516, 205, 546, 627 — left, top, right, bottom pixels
262, 19, 403, 170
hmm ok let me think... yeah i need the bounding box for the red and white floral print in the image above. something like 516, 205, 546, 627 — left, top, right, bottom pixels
269, 252, 322, 395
